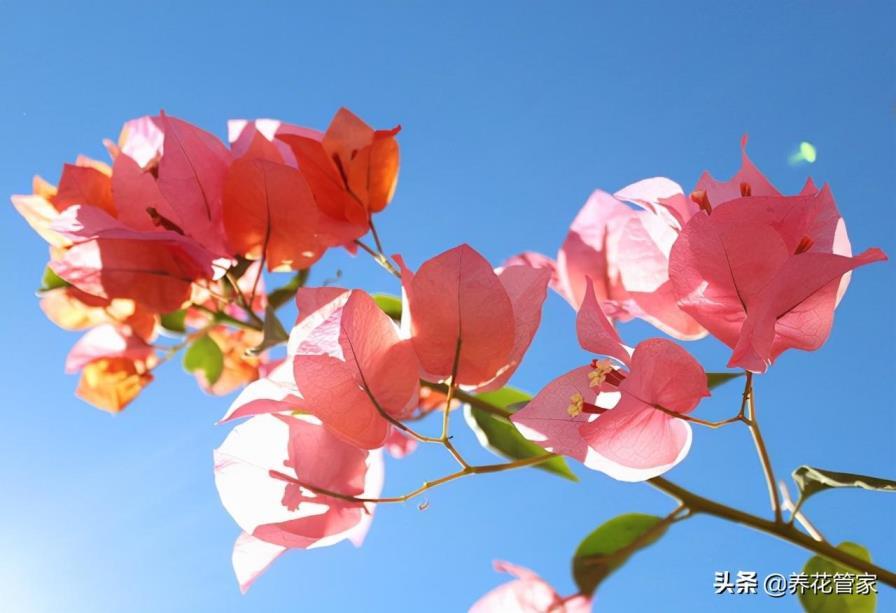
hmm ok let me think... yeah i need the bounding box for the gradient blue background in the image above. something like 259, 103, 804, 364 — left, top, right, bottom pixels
1, 2, 893, 611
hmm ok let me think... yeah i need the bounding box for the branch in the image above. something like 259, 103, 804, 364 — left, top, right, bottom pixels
438, 381, 896, 586
648, 476, 896, 587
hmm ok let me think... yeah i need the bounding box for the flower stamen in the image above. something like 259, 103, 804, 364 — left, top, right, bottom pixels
794, 235, 815, 255
566, 391, 609, 417
588, 358, 614, 388
690, 189, 712, 214
567, 392, 584, 417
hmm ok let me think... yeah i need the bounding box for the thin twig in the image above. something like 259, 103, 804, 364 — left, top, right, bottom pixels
440, 337, 470, 469
354, 239, 401, 278
652, 405, 744, 429
150, 321, 217, 369
225, 272, 265, 328
270, 453, 556, 505
249, 255, 266, 307
369, 216, 386, 255
778, 480, 826, 542
742, 372, 783, 522
191, 303, 263, 332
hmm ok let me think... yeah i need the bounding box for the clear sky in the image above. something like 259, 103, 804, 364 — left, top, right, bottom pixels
1, 2, 893, 612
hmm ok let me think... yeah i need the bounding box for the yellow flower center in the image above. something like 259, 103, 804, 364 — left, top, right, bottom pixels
567, 392, 584, 417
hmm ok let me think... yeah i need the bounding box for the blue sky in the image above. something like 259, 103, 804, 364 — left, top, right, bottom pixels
1, 2, 893, 611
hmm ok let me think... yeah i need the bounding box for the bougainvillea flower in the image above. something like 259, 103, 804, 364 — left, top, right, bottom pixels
509, 180, 705, 340
51, 157, 115, 217
222, 287, 420, 450
231, 531, 287, 594
50, 205, 223, 312
65, 324, 157, 413
65, 323, 157, 374
277, 107, 400, 229
64, 115, 232, 255
11, 189, 70, 248
222, 131, 362, 271
669, 140, 887, 372
146, 113, 232, 256
214, 414, 384, 592
470, 560, 592, 613
692, 135, 779, 204
113, 116, 164, 169
501, 251, 559, 286
41, 286, 157, 342
288, 288, 419, 448
227, 118, 320, 167
106, 113, 234, 255
397, 244, 550, 389
221, 358, 300, 422
321, 108, 400, 214
110, 147, 182, 234
13, 113, 233, 318
512, 281, 708, 481
11, 157, 114, 248
75, 359, 155, 414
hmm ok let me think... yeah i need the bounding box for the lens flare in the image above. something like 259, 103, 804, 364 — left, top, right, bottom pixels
789, 141, 817, 165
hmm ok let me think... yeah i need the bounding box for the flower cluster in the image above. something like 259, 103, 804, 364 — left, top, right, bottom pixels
505, 136, 885, 486
216, 244, 552, 584
15, 110, 887, 607
14, 108, 400, 412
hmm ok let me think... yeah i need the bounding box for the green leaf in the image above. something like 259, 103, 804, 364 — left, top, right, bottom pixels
372, 293, 402, 320
476, 386, 531, 409
249, 304, 290, 355
267, 269, 309, 310
463, 386, 577, 481
39, 266, 70, 292
793, 465, 896, 506
706, 371, 743, 390
159, 309, 187, 333
573, 513, 671, 595
799, 542, 876, 613
183, 334, 225, 385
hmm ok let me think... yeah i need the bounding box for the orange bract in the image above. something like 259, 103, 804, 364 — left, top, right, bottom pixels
76, 357, 154, 413
279, 107, 400, 226
322, 108, 400, 214
52, 162, 116, 217
222, 146, 328, 272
